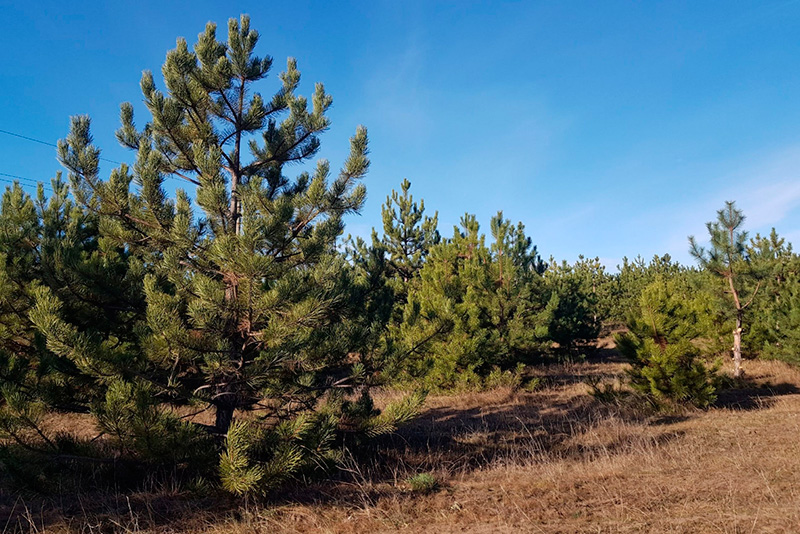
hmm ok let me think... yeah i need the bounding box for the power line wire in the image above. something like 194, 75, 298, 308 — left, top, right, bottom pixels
0, 175, 48, 187
0, 171, 45, 185
0, 128, 122, 165
0, 128, 200, 186
0, 175, 54, 193
0, 129, 56, 148
0, 170, 54, 187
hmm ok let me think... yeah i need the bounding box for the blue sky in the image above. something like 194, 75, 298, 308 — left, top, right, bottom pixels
2, 1, 800, 268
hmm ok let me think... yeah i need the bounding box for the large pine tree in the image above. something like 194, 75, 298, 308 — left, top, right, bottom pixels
27, 16, 420, 493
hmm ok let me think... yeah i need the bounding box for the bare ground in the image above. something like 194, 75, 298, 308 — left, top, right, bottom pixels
4, 353, 800, 533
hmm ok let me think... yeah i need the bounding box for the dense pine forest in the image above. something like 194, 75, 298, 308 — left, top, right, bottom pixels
4, 15, 800, 533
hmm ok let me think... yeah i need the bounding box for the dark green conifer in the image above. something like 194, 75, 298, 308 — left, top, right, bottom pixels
378, 178, 439, 285
395, 212, 548, 388
616, 275, 719, 408
27, 15, 421, 494
608, 254, 683, 322
746, 229, 800, 361
542, 256, 604, 356
0, 175, 146, 479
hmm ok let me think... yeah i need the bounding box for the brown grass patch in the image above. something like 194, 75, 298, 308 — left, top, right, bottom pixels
4, 354, 800, 533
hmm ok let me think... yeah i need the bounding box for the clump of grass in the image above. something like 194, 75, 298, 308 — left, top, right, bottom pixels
585, 375, 625, 403
407, 472, 439, 494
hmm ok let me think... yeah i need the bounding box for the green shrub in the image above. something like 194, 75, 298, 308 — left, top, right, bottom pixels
621, 338, 719, 408
522, 376, 542, 392
484, 363, 526, 390
407, 472, 439, 493
616, 275, 720, 409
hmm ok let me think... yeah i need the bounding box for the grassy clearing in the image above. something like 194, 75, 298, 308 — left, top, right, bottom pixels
3, 352, 800, 533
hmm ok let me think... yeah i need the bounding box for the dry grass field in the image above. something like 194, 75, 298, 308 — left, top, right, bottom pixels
4, 346, 800, 533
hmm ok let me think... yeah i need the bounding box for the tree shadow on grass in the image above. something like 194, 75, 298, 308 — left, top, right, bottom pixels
286, 362, 800, 512
0, 359, 664, 531
714, 380, 800, 411
0, 490, 232, 534
9, 357, 796, 532
371, 394, 651, 476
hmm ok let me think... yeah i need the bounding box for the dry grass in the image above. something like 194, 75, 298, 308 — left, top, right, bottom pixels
4, 354, 800, 533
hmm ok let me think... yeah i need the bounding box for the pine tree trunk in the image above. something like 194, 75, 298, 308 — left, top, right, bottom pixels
214, 399, 235, 435
733, 311, 743, 378
215, 278, 241, 436
217, 145, 242, 434
727, 275, 745, 379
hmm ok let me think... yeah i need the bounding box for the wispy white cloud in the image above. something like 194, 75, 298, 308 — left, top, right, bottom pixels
659, 144, 800, 261
730, 182, 800, 231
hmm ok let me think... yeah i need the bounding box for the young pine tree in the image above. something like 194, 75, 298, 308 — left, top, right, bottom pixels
746, 229, 800, 361
690, 201, 762, 378
609, 254, 683, 322
487, 212, 548, 356
616, 275, 719, 408
542, 256, 604, 356
378, 178, 439, 286
346, 179, 439, 378
0, 177, 146, 472
395, 212, 547, 388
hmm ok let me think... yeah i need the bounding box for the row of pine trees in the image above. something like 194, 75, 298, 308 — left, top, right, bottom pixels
3, 16, 800, 497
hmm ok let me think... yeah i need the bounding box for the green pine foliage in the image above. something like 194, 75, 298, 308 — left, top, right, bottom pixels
93, 379, 213, 465
392, 212, 548, 389
760, 277, 800, 365
218, 389, 425, 495
605, 254, 684, 323
377, 178, 439, 288
744, 230, 800, 363
763, 274, 800, 365
542, 256, 605, 356
345, 178, 439, 373
0, 176, 143, 455
5, 16, 422, 494
617, 275, 719, 408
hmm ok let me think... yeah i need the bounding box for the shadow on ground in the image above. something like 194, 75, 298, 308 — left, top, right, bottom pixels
5, 350, 800, 532
714, 380, 800, 411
